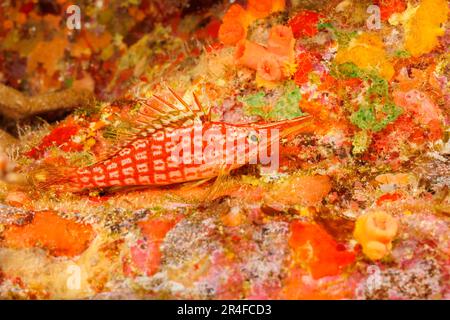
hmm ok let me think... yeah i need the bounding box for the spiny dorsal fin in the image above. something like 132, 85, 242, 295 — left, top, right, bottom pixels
167, 87, 194, 113
192, 92, 212, 122
95, 88, 207, 162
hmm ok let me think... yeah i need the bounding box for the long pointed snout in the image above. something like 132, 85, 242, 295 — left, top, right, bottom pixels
254, 115, 313, 138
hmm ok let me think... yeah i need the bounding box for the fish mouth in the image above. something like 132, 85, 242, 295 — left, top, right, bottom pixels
239, 115, 313, 153
280, 116, 314, 139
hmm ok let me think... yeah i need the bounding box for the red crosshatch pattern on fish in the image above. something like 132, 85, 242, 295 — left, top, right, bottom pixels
41, 91, 311, 191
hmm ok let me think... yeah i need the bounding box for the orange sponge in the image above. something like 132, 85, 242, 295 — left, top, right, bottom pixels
247, 0, 286, 19
218, 4, 249, 46
354, 210, 398, 260
235, 40, 269, 70
267, 25, 295, 59
257, 54, 283, 81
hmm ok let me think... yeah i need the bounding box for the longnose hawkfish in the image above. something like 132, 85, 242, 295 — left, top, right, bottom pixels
31, 88, 312, 192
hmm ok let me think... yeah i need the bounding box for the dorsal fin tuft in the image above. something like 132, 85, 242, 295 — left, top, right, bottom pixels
94, 88, 208, 163
193, 92, 211, 122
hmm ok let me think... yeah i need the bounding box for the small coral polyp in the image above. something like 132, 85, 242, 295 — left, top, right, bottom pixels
354, 211, 399, 261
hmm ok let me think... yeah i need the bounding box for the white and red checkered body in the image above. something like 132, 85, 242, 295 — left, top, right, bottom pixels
71, 121, 282, 190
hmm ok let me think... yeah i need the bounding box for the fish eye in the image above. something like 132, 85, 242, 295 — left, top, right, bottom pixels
247, 132, 259, 143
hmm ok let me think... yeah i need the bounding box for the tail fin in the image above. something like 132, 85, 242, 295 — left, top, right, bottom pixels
27, 163, 74, 191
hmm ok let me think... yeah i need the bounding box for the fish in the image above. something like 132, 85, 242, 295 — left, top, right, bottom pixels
30, 89, 312, 192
